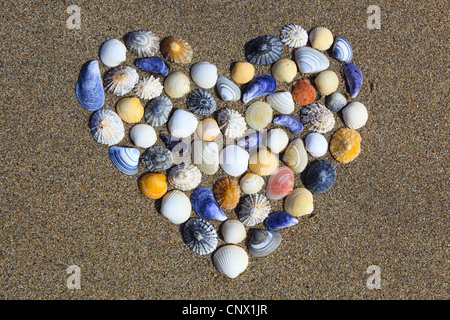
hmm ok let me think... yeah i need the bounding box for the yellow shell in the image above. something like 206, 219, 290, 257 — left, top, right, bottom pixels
309, 27, 334, 51
245, 101, 273, 130
231, 62, 255, 84
248, 149, 279, 176
139, 173, 168, 199
239, 173, 264, 194
329, 127, 361, 163
314, 70, 339, 96
116, 97, 144, 123
271, 59, 297, 83
160, 36, 193, 64
214, 177, 241, 211
197, 118, 221, 142
284, 188, 314, 217
283, 138, 308, 173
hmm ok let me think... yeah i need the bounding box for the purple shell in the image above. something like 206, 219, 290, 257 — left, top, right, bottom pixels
273, 115, 303, 134
265, 211, 299, 231
160, 134, 189, 155
344, 63, 363, 98
135, 57, 169, 77
191, 188, 227, 221
237, 132, 260, 149
242, 75, 277, 104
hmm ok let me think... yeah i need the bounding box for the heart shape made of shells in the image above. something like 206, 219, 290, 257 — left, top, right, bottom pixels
76, 25, 368, 279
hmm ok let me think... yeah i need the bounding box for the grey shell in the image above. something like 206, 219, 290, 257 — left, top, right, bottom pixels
303, 160, 336, 194
186, 89, 217, 116
182, 218, 218, 255
247, 229, 282, 258
245, 35, 283, 65
144, 96, 173, 127
142, 145, 173, 172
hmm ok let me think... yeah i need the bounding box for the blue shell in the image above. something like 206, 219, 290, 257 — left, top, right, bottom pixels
186, 89, 217, 116
344, 63, 363, 98
75, 60, 105, 111
325, 92, 347, 112
135, 57, 169, 77
145, 96, 172, 127
304, 160, 336, 194
245, 35, 283, 65
182, 218, 218, 255
191, 187, 227, 221
109, 146, 140, 175
160, 134, 189, 155
265, 211, 299, 231
273, 115, 303, 134
242, 75, 277, 104
331, 36, 353, 63
237, 132, 260, 149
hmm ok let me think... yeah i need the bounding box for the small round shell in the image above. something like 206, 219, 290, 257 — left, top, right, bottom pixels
116, 97, 144, 124
239, 173, 264, 195
342, 102, 368, 129
191, 140, 220, 175
186, 89, 217, 116
266, 128, 289, 154
160, 36, 193, 64
231, 62, 255, 84
168, 109, 198, 138
164, 71, 190, 99
144, 96, 173, 127
104, 66, 139, 96
142, 145, 174, 172
217, 108, 247, 139
134, 76, 163, 100
130, 123, 157, 148
214, 177, 241, 211
280, 24, 308, 48
90, 109, 125, 146
305, 133, 328, 157
168, 163, 202, 191
271, 59, 297, 83
139, 172, 167, 200
221, 220, 246, 244
265, 166, 294, 200
245, 35, 283, 65
284, 188, 313, 217
190, 61, 218, 89
292, 79, 317, 106
315, 70, 339, 96
197, 118, 221, 142
309, 27, 334, 51
125, 30, 160, 57
213, 245, 249, 279
160, 190, 191, 224
183, 218, 218, 255
245, 101, 273, 131
239, 193, 271, 227
329, 127, 361, 163
248, 149, 279, 176
220, 145, 249, 177
300, 103, 335, 134
99, 39, 126, 67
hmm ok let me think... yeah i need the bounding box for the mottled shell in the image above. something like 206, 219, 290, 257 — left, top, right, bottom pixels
139, 172, 168, 200
292, 79, 317, 106
248, 149, 279, 176
221, 220, 246, 244
309, 27, 334, 51
217, 108, 247, 139
164, 71, 190, 99
99, 39, 126, 67
134, 76, 163, 100
245, 101, 273, 131
304, 133, 328, 157
186, 89, 217, 116
266, 166, 294, 200
214, 178, 241, 211
231, 62, 255, 84
239, 193, 271, 227
142, 145, 174, 172
325, 92, 347, 113
245, 35, 283, 65
116, 97, 144, 123
329, 127, 361, 163
248, 229, 282, 258
90, 109, 125, 146
271, 59, 298, 83
191, 140, 220, 175
168, 163, 202, 191
190, 61, 218, 89
213, 245, 249, 279
104, 66, 139, 96
283, 138, 308, 173
301, 103, 335, 134
280, 24, 308, 48
284, 188, 314, 217
266, 92, 295, 114
314, 70, 339, 96
129, 123, 157, 148
160, 190, 191, 224
160, 36, 193, 64
125, 30, 160, 57
183, 218, 218, 255
266, 128, 289, 154
240, 173, 264, 195
197, 118, 221, 142
342, 102, 368, 129
144, 96, 172, 127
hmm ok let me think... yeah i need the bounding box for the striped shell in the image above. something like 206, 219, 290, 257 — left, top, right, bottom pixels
134, 76, 163, 100
266, 92, 295, 114
160, 36, 193, 64
217, 108, 247, 139
183, 218, 218, 255
239, 173, 264, 195
248, 229, 282, 258
116, 97, 144, 123
216, 77, 241, 101
144, 96, 173, 127
282, 138, 308, 173
239, 193, 271, 227
90, 109, 125, 146
245, 101, 273, 131
186, 89, 217, 116
125, 30, 160, 57
265, 166, 294, 200
104, 66, 139, 96
284, 188, 314, 217
168, 163, 202, 191
280, 24, 308, 48
214, 177, 241, 211
245, 35, 283, 65
191, 140, 220, 175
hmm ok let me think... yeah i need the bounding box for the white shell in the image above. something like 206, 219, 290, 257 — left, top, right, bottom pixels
129, 123, 157, 148
190, 61, 218, 89
239, 193, 271, 227
220, 145, 249, 177
280, 24, 308, 48
90, 109, 125, 146
160, 190, 191, 224
266, 92, 295, 114
125, 30, 160, 57
213, 245, 249, 279
168, 109, 198, 138
305, 133, 328, 157
294, 46, 330, 74
221, 220, 246, 244
266, 128, 289, 153
239, 173, 264, 194
164, 71, 190, 98
342, 102, 368, 129
216, 77, 241, 101
217, 108, 247, 139
99, 39, 126, 67
168, 163, 202, 191
104, 66, 139, 96
191, 140, 220, 175
134, 76, 163, 100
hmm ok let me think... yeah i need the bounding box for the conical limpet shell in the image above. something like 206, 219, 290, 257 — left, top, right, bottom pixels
160, 190, 192, 224
183, 218, 218, 255
217, 108, 247, 139
304, 160, 336, 195
160, 36, 193, 64
90, 109, 125, 146
280, 24, 308, 48
116, 97, 144, 124
329, 127, 361, 163
125, 30, 160, 57
300, 103, 335, 134
134, 76, 163, 100
213, 244, 249, 279
282, 138, 308, 173
239, 193, 271, 227
239, 173, 264, 195
142, 145, 173, 172
245, 35, 283, 65
76, 60, 105, 111
284, 188, 313, 217
139, 172, 168, 200
168, 163, 202, 191
214, 177, 241, 211
104, 66, 139, 96
186, 89, 217, 116
144, 96, 172, 127
247, 229, 282, 258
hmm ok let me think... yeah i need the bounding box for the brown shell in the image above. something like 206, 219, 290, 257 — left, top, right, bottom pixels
214, 177, 241, 210
160, 36, 193, 64
329, 127, 361, 163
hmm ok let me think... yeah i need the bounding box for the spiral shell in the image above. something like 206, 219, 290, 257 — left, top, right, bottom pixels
284, 188, 314, 217
168, 163, 202, 191
329, 127, 361, 163
239, 173, 264, 195
282, 138, 308, 173
245, 101, 273, 131
239, 193, 271, 227
125, 30, 160, 57
160, 36, 193, 64
116, 97, 144, 123
245, 35, 283, 65
214, 177, 241, 211
139, 172, 168, 200
90, 109, 125, 146
104, 66, 139, 96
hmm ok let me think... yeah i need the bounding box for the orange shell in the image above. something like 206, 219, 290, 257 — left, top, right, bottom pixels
139, 173, 168, 199
329, 128, 361, 163
214, 177, 241, 210
248, 149, 279, 176
292, 79, 316, 106
160, 36, 193, 64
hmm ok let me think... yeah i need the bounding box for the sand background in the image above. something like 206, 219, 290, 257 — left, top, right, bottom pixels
0, 0, 448, 299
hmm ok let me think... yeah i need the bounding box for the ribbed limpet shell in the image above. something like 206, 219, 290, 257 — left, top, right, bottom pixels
142, 145, 173, 172
144, 96, 172, 127
329, 127, 361, 163
168, 163, 202, 191
239, 193, 271, 227
183, 218, 218, 255
300, 103, 335, 134
214, 177, 241, 211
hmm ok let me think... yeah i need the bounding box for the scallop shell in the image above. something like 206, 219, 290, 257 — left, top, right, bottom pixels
325, 92, 347, 112
135, 56, 170, 77
304, 160, 336, 194
221, 220, 246, 244
239, 193, 271, 227
160, 190, 192, 224
76, 60, 105, 111
248, 149, 279, 176
292, 79, 317, 106
331, 36, 353, 63
329, 127, 361, 163
142, 145, 174, 172
109, 146, 140, 175
271, 59, 297, 83
266, 91, 295, 114
280, 24, 308, 48
245, 35, 283, 65
248, 229, 282, 258
99, 39, 126, 68
282, 138, 308, 173
160, 134, 189, 155
237, 132, 260, 150
197, 118, 220, 142
104, 66, 139, 96
239, 173, 264, 195
129, 123, 157, 148
242, 75, 277, 104
144, 96, 172, 127
265, 166, 294, 200
164, 71, 190, 98
191, 140, 220, 175
245, 101, 273, 131
183, 218, 218, 255
125, 30, 160, 57
314, 70, 339, 96
168, 109, 198, 138
342, 102, 368, 129
265, 211, 299, 231
186, 89, 217, 116
168, 163, 202, 191
266, 128, 289, 154
139, 172, 168, 200
231, 62, 255, 84
191, 187, 227, 221
190, 61, 218, 89
220, 145, 249, 177
160, 36, 193, 64
116, 97, 144, 123
134, 76, 163, 100
273, 115, 304, 134
300, 103, 335, 134
213, 245, 249, 279
284, 188, 314, 217
216, 77, 241, 101
90, 109, 125, 146
344, 63, 363, 98
305, 133, 328, 157
294, 46, 330, 74
214, 177, 241, 211
217, 108, 247, 139
309, 27, 334, 51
